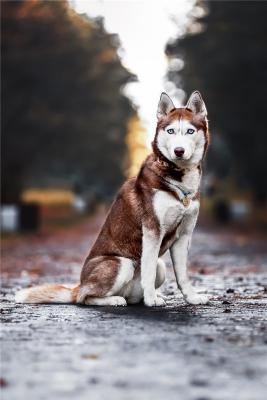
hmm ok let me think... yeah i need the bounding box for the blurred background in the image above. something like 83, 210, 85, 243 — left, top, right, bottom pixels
2, 4, 267, 398
1, 0, 267, 234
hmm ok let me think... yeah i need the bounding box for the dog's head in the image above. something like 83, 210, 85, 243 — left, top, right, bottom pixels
153, 91, 209, 167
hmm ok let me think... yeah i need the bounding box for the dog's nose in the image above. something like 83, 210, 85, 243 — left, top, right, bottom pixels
174, 147, 185, 158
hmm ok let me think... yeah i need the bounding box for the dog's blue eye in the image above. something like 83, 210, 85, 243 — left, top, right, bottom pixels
187, 128, 195, 134
167, 128, 175, 134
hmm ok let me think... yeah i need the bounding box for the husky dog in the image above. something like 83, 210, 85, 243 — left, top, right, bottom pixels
16, 91, 210, 307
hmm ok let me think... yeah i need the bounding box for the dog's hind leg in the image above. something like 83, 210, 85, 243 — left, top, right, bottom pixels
84, 296, 127, 306
77, 256, 134, 306
155, 259, 168, 301
155, 258, 166, 289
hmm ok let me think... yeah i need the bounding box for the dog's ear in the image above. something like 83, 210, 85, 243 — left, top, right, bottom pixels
157, 92, 175, 120
186, 91, 207, 118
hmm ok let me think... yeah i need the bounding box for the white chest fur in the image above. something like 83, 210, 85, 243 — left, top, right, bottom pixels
153, 190, 199, 235
181, 167, 201, 193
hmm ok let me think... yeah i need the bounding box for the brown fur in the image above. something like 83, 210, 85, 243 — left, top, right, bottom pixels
78, 256, 120, 301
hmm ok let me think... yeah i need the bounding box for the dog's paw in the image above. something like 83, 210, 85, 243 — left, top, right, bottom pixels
144, 294, 166, 307
108, 296, 127, 306
156, 291, 168, 301
84, 295, 127, 306
184, 292, 210, 305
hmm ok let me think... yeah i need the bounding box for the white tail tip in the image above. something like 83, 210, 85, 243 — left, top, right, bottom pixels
15, 288, 32, 303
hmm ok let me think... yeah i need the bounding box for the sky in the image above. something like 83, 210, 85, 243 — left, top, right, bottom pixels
71, 0, 196, 140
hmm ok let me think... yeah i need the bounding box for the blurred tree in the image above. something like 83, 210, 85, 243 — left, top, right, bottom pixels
125, 115, 149, 177
166, 0, 267, 203
1, 0, 135, 203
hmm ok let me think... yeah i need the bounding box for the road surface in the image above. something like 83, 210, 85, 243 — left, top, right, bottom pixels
1, 213, 267, 400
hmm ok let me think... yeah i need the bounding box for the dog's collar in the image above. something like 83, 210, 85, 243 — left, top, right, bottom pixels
162, 176, 194, 207
149, 166, 195, 207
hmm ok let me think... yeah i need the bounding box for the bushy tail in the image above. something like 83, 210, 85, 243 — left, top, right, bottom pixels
15, 284, 79, 304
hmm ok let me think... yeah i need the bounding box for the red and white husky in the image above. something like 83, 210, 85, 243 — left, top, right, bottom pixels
16, 91, 210, 307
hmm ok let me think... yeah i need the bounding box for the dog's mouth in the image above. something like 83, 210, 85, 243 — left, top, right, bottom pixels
173, 154, 192, 166
173, 152, 190, 160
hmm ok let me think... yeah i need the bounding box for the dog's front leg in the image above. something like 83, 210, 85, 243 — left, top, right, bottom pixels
141, 226, 165, 307
170, 208, 209, 305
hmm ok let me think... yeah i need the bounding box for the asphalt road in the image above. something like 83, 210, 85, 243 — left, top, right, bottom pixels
1, 215, 267, 400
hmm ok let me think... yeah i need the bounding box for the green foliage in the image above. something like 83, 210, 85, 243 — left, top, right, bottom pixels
166, 0, 267, 203
2, 0, 135, 203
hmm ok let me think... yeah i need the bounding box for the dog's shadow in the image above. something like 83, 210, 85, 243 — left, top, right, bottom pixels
77, 301, 209, 325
